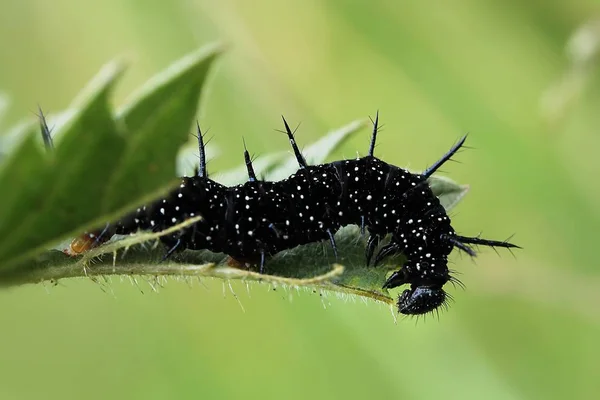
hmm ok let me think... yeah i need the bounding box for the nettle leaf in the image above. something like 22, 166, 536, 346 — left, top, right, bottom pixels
0, 62, 125, 271
0, 43, 222, 271
104, 43, 223, 212
0, 113, 467, 308
428, 175, 469, 210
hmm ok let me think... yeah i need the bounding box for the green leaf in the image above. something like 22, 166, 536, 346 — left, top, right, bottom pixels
428, 175, 470, 211
0, 61, 125, 270
104, 43, 224, 212
0, 44, 222, 271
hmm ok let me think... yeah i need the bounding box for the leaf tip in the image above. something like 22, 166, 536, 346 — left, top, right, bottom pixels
70, 59, 127, 108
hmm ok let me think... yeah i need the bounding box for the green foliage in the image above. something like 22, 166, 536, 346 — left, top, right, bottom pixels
0, 44, 222, 271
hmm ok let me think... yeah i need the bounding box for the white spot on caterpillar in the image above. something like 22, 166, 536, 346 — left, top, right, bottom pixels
160, 208, 165, 215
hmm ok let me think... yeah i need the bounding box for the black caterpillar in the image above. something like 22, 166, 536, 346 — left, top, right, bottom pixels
68, 113, 519, 315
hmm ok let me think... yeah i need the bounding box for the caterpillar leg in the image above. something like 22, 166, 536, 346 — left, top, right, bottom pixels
259, 249, 266, 274
281, 116, 307, 168
373, 241, 402, 267
365, 233, 380, 266
326, 229, 338, 260
382, 269, 406, 289
267, 222, 281, 238
162, 238, 182, 261
423, 135, 467, 178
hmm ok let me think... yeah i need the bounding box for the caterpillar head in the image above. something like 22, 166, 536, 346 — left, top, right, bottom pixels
383, 256, 452, 315
397, 285, 448, 315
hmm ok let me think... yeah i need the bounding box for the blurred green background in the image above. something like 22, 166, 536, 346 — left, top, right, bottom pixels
1, 1, 600, 399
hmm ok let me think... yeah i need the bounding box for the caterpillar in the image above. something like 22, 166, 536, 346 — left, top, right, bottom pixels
66, 113, 519, 315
